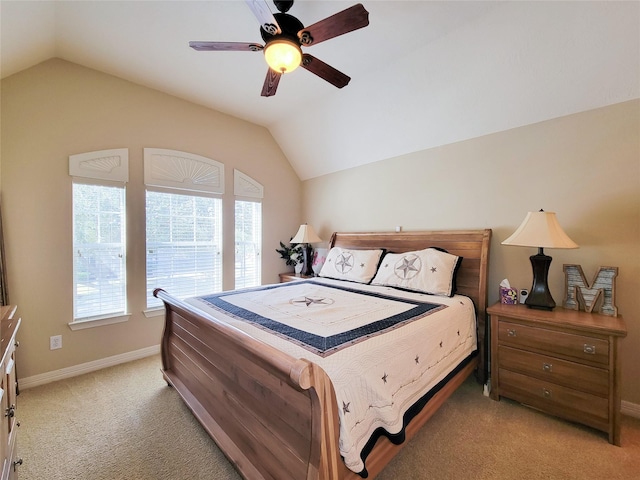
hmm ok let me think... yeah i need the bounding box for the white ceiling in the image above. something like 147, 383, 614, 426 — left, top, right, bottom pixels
2, 1, 638, 180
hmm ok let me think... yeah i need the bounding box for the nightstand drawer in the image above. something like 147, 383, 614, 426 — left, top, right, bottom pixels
498, 346, 609, 397
499, 369, 609, 428
498, 321, 609, 365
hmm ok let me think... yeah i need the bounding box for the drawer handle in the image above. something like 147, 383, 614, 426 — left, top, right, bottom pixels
542, 363, 553, 373
584, 344, 596, 355
507, 329, 517, 337
542, 388, 552, 399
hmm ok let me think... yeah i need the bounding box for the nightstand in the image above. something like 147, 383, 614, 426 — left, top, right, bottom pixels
278, 272, 314, 283
488, 302, 627, 445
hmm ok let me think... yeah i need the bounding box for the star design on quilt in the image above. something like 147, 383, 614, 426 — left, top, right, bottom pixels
336, 253, 354, 273
415, 355, 420, 364
382, 373, 388, 384
342, 401, 350, 414
360, 263, 365, 268
457, 330, 460, 336
292, 296, 330, 307
439, 340, 443, 348
430, 266, 437, 273
394, 254, 421, 280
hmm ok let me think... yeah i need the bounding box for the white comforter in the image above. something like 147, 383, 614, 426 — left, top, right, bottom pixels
186, 277, 477, 474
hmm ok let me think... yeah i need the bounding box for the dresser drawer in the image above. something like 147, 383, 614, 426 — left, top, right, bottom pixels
498, 321, 609, 365
498, 346, 609, 397
498, 369, 609, 430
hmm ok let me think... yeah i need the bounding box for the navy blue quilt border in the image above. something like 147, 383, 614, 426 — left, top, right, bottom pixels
197, 280, 444, 356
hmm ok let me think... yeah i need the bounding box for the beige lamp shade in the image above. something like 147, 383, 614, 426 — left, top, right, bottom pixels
291, 224, 322, 244
502, 211, 578, 249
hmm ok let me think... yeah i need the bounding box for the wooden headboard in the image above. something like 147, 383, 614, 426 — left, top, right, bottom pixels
329, 229, 492, 383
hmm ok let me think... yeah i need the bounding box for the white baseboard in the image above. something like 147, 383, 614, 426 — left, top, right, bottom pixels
622, 400, 640, 419
19, 345, 161, 390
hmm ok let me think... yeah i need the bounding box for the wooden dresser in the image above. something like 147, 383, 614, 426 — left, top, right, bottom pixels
488, 302, 627, 445
0, 306, 20, 479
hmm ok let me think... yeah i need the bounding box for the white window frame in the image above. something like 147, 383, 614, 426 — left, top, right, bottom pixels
69, 149, 130, 330
145, 188, 223, 310
234, 170, 264, 289
144, 149, 225, 315
235, 200, 262, 289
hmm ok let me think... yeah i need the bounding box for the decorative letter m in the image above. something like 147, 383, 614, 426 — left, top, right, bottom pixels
563, 264, 618, 317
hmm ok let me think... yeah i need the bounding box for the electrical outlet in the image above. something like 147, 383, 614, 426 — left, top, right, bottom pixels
50, 335, 62, 350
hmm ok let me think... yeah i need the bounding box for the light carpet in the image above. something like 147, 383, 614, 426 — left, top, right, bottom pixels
17, 355, 640, 479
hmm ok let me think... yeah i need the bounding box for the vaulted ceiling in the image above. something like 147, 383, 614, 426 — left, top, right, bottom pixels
2, 1, 638, 180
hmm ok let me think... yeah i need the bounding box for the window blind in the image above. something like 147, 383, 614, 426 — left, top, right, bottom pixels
73, 182, 126, 320
235, 200, 262, 289
146, 190, 222, 308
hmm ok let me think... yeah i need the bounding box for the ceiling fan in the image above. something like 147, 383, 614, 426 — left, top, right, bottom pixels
189, 0, 370, 97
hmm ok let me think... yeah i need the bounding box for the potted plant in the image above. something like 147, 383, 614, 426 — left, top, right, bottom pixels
276, 240, 304, 273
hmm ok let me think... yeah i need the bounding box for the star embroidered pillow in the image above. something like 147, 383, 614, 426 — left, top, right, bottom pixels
318, 247, 384, 284
370, 248, 462, 297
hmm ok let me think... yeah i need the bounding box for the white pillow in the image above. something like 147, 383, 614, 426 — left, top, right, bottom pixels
318, 247, 384, 284
370, 248, 462, 297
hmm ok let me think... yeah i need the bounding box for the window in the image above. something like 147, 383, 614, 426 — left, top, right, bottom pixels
233, 170, 264, 289
72, 182, 126, 320
146, 191, 222, 308
235, 200, 262, 289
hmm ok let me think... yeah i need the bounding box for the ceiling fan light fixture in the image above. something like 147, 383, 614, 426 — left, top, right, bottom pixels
264, 39, 302, 73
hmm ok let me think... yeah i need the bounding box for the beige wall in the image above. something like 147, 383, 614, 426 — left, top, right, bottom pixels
2, 58, 638, 407
1, 59, 302, 379
303, 100, 640, 405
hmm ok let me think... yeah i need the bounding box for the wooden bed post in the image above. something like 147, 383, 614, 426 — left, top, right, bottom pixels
292, 360, 346, 480
154, 288, 172, 372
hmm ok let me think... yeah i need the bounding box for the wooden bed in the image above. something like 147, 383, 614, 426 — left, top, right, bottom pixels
154, 229, 491, 480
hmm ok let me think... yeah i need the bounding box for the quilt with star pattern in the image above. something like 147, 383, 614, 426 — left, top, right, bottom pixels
187, 277, 477, 475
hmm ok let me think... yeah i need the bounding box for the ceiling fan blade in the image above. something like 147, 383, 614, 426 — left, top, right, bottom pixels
298, 3, 369, 47
261, 69, 282, 97
245, 0, 281, 35
189, 41, 263, 52
301, 54, 350, 89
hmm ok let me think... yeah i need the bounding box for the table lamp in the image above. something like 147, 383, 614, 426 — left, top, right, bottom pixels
290, 223, 322, 276
502, 210, 578, 310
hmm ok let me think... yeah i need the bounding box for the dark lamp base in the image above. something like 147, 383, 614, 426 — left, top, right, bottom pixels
526, 301, 555, 311
300, 244, 314, 276
525, 250, 556, 310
